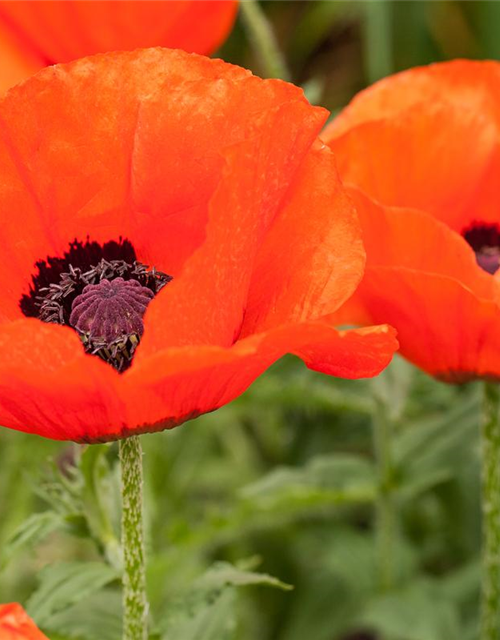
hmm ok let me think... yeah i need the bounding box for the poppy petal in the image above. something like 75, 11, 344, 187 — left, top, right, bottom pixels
240, 142, 364, 337
0, 49, 320, 320
128, 70, 326, 275
0, 317, 397, 442
0, 18, 42, 94
0, 1, 237, 67
0, 603, 49, 640
0, 319, 124, 441
327, 103, 497, 232
137, 100, 328, 352
351, 266, 500, 382
325, 59, 500, 139
122, 321, 397, 439
347, 187, 496, 300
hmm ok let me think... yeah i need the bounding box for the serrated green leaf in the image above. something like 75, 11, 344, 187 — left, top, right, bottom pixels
198, 561, 292, 592
160, 588, 237, 640
1, 511, 64, 569
158, 562, 290, 640
27, 561, 119, 626
371, 355, 414, 421
241, 453, 376, 507
79, 445, 121, 568
43, 589, 122, 640
395, 394, 479, 500
361, 579, 461, 640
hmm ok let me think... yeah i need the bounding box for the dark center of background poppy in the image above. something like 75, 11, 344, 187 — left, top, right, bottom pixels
20, 239, 172, 372
462, 222, 500, 275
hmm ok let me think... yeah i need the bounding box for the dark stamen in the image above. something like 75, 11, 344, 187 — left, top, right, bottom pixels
20, 239, 172, 372
463, 222, 500, 275
21, 238, 137, 318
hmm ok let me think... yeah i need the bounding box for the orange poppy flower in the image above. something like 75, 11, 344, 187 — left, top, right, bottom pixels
0, 0, 238, 92
0, 603, 48, 640
0, 47, 396, 443
324, 59, 500, 382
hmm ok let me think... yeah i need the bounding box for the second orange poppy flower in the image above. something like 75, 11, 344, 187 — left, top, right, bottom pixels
325, 60, 500, 382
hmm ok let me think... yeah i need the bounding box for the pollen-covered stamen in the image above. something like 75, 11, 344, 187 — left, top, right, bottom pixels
70, 278, 154, 343
462, 222, 500, 275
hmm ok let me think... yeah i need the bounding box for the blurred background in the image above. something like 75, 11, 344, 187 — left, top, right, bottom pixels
0, 2, 494, 639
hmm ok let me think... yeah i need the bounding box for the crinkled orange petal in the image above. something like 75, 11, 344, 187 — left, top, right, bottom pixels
324, 59, 500, 139
0, 1, 237, 72
240, 142, 364, 337
129, 67, 325, 276
326, 103, 497, 232
123, 322, 397, 438
137, 100, 328, 352
0, 603, 49, 640
0, 49, 317, 321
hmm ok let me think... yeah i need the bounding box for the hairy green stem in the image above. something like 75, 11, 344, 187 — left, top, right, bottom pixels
120, 436, 148, 640
373, 399, 396, 592
239, 0, 291, 81
481, 382, 500, 640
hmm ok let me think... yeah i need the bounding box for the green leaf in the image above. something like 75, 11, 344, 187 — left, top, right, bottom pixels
79, 445, 121, 568
158, 562, 291, 640
1, 511, 64, 569
242, 453, 376, 508
160, 588, 237, 640
26, 561, 119, 626
43, 589, 122, 640
395, 394, 479, 500
371, 355, 414, 421
361, 579, 461, 640
197, 561, 292, 592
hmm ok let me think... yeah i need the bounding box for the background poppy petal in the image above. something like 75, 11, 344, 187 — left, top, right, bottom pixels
0, 18, 42, 94
239, 142, 364, 337
0, 1, 237, 70
325, 59, 500, 139
348, 187, 496, 300
349, 266, 500, 382
0, 603, 49, 640
327, 103, 497, 232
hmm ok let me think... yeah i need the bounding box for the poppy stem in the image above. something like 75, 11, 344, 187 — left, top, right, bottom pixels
239, 0, 291, 81
373, 397, 396, 593
119, 436, 148, 640
481, 382, 500, 640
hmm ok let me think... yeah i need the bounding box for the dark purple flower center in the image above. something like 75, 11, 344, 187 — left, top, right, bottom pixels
70, 278, 154, 342
462, 222, 500, 275
20, 239, 172, 372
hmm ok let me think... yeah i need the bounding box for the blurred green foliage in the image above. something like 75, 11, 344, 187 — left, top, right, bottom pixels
0, 354, 484, 640
0, 1, 496, 639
